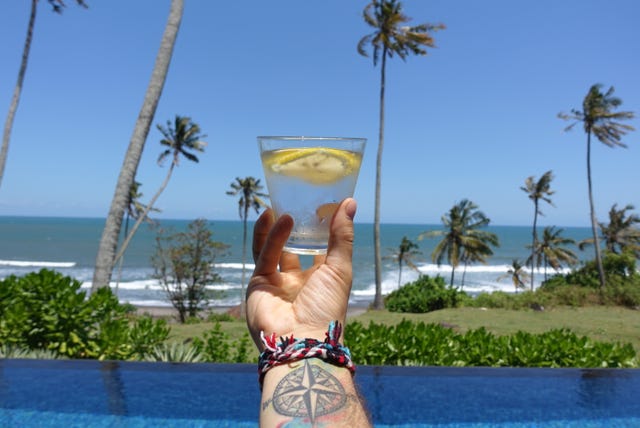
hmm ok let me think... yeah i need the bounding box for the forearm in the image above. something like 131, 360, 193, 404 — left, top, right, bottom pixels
260, 359, 371, 427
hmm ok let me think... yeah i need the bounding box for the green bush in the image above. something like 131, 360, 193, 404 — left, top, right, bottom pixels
385, 275, 467, 313
192, 322, 255, 363
0, 269, 169, 359
538, 252, 640, 308
345, 320, 637, 368
470, 291, 549, 310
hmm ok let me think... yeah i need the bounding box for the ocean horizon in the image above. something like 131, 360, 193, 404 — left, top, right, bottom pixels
0, 215, 595, 308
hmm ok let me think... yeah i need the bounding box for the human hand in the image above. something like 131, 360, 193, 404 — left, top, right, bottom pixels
246, 198, 357, 349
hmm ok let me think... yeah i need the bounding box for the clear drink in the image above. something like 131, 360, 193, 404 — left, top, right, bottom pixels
258, 137, 366, 255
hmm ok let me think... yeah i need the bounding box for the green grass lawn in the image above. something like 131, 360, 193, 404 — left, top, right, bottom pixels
166, 306, 640, 355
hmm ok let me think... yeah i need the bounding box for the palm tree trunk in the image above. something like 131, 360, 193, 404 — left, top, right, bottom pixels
0, 0, 37, 188
397, 259, 402, 288
240, 204, 249, 319
530, 202, 538, 290
586, 130, 606, 288
91, 0, 184, 291
449, 266, 455, 288
113, 163, 175, 266
373, 47, 387, 310
114, 213, 131, 295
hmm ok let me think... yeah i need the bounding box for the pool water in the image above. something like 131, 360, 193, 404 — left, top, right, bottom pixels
1, 359, 639, 427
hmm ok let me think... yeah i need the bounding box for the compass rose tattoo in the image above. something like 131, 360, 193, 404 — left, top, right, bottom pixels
264, 359, 347, 424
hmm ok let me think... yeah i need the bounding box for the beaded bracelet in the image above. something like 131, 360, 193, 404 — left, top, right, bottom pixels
258, 320, 355, 387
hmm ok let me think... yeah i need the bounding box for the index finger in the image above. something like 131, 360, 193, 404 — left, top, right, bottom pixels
252, 209, 274, 263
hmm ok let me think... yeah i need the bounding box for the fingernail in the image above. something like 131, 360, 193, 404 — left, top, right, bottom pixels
345, 199, 357, 220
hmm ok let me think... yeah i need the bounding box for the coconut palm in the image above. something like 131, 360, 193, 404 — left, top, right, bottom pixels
559, 84, 635, 288
111, 115, 206, 272
384, 236, 422, 288
92, 0, 184, 291
226, 177, 268, 318
419, 199, 499, 288
497, 259, 530, 293
528, 226, 578, 282
580, 204, 640, 258
521, 170, 555, 289
600, 204, 640, 257
1, 0, 88, 188
459, 235, 499, 289
114, 181, 159, 290
358, 0, 444, 309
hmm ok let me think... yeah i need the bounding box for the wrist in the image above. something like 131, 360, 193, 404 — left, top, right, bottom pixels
258, 321, 354, 387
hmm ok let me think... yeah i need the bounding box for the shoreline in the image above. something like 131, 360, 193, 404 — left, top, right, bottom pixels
133, 303, 370, 320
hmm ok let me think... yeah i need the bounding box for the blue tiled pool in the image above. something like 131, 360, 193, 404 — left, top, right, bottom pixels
1, 359, 639, 427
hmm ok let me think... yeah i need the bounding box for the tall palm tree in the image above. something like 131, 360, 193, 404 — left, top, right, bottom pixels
92, 0, 184, 291
497, 259, 530, 293
521, 170, 555, 290
559, 84, 635, 288
358, 0, 444, 309
1, 0, 88, 188
226, 177, 268, 318
384, 236, 422, 288
580, 204, 640, 258
111, 115, 206, 270
419, 199, 499, 287
529, 226, 578, 282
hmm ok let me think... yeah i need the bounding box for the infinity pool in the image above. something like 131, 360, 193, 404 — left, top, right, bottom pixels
1, 359, 639, 427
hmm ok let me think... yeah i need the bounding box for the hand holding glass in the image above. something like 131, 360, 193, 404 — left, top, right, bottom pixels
258, 136, 365, 255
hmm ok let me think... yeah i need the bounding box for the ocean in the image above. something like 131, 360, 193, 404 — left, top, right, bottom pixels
0, 216, 594, 308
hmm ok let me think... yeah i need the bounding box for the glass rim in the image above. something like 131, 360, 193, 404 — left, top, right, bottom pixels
257, 135, 366, 143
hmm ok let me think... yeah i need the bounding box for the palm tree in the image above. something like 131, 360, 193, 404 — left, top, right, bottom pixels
529, 226, 578, 282
419, 199, 499, 288
559, 84, 635, 288
384, 236, 422, 288
601, 204, 640, 257
114, 181, 159, 290
92, 0, 184, 291
358, 0, 444, 309
111, 116, 206, 270
1, 0, 88, 188
580, 204, 640, 258
459, 236, 499, 289
497, 259, 530, 293
226, 177, 268, 318
520, 170, 555, 290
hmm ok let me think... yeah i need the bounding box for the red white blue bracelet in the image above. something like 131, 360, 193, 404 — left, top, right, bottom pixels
258, 320, 355, 386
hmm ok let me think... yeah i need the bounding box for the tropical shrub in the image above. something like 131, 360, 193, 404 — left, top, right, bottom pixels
192, 322, 255, 363
540, 252, 640, 307
144, 342, 204, 363
345, 320, 637, 368
470, 291, 548, 310
385, 275, 467, 313
0, 269, 169, 359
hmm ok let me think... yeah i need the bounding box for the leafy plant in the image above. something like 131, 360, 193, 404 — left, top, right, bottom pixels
192, 322, 255, 363
345, 320, 637, 368
385, 275, 466, 313
144, 342, 203, 363
0, 269, 169, 359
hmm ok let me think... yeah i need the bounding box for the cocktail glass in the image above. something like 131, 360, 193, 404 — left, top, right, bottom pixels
258, 136, 366, 255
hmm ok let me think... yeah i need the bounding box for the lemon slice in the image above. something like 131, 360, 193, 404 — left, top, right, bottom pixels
264, 148, 360, 184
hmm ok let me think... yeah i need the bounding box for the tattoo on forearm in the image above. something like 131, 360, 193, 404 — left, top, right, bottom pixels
263, 359, 350, 424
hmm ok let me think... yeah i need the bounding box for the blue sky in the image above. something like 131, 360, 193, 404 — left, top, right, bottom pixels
0, 0, 638, 227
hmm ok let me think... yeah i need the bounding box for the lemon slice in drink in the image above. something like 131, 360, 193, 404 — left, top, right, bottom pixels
264, 147, 360, 185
